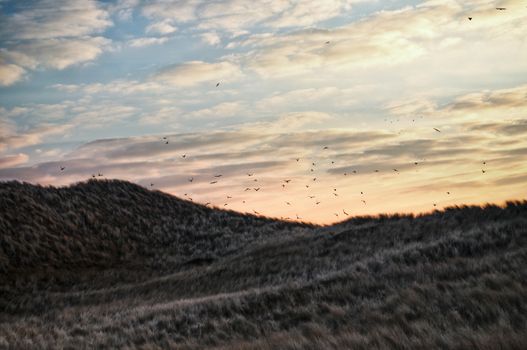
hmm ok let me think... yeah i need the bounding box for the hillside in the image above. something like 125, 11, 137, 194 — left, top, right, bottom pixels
1, 180, 526, 349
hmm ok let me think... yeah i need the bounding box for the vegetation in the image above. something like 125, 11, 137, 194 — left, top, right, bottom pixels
1, 180, 526, 349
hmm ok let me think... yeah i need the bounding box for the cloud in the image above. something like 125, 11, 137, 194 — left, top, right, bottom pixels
0, 153, 29, 168
0, 0, 111, 40
200, 32, 221, 46
153, 60, 243, 87
128, 37, 169, 48
0, 0, 112, 84
146, 20, 177, 35
0, 61, 25, 86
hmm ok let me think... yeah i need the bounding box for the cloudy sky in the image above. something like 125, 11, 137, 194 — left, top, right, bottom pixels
1, 0, 526, 223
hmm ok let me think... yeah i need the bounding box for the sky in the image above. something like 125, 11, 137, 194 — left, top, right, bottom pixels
1, 0, 526, 224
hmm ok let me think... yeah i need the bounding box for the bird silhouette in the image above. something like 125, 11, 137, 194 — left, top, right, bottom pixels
284, 179, 291, 183
254, 187, 260, 191
216, 82, 220, 87
446, 192, 450, 195
205, 202, 211, 206
253, 210, 259, 214
182, 154, 186, 158
361, 200, 366, 205
247, 173, 254, 176
286, 202, 291, 206
210, 181, 217, 184
316, 201, 321, 205
323, 146, 328, 150
468, 17, 472, 20
244, 187, 251, 191
308, 195, 316, 198
214, 174, 222, 177
496, 7, 506, 10
482, 169, 486, 174
343, 209, 349, 216
433, 128, 441, 132
313, 178, 317, 181
393, 168, 399, 172
60, 166, 65, 171
98, 173, 103, 177
188, 177, 194, 182
306, 185, 310, 188
325, 41, 330, 44
165, 141, 169, 144
150, 183, 154, 187
296, 158, 300, 162
227, 196, 232, 199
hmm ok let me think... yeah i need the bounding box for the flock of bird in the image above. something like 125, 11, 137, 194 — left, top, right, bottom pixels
55, 6, 513, 221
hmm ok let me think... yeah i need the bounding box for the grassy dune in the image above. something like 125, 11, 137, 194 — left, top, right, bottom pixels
1, 180, 526, 349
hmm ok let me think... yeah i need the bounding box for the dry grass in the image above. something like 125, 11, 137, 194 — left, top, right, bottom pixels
0, 180, 526, 349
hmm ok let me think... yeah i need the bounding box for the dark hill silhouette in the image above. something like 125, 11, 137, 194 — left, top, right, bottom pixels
0, 180, 526, 349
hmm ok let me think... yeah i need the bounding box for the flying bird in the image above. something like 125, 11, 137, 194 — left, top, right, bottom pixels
214, 174, 222, 177
325, 41, 330, 44
343, 209, 349, 216
245, 187, 251, 191
150, 183, 154, 187
296, 158, 300, 162
482, 169, 486, 174
188, 177, 194, 182
323, 146, 328, 150
316, 201, 321, 205
210, 181, 218, 184
253, 210, 259, 215
216, 82, 220, 87
468, 17, 472, 20
182, 154, 186, 158
254, 187, 260, 191
308, 195, 316, 198
284, 179, 291, 183
227, 196, 232, 199
496, 7, 506, 10
60, 166, 65, 171
333, 193, 338, 197
247, 173, 254, 176
286, 202, 291, 206
393, 169, 399, 172
433, 128, 441, 132
361, 200, 367, 205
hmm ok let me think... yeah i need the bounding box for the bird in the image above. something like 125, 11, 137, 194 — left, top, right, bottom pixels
361, 200, 366, 205
468, 17, 472, 21
247, 173, 254, 176
60, 166, 65, 171
296, 214, 301, 219
433, 203, 437, 207
296, 158, 300, 162
374, 170, 379, 173
254, 187, 260, 191
286, 202, 291, 206
316, 201, 321, 205
496, 7, 506, 10
312, 162, 316, 166
325, 41, 330, 44
310, 169, 314, 172
165, 141, 169, 144
214, 174, 222, 178
313, 177, 317, 181
334, 213, 339, 217
224, 203, 228, 206
227, 196, 232, 199
331, 161, 335, 164
210, 181, 217, 184
150, 183, 154, 187
433, 128, 441, 132
205, 202, 211, 206
333, 193, 338, 197
244, 187, 251, 191
182, 154, 186, 158
414, 162, 419, 165
343, 209, 349, 216
393, 168, 399, 172
352, 170, 357, 174
216, 82, 220, 87
284, 179, 291, 183
253, 210, 259, 215
253, 179, 258, 182
91, 174, 96, 178
482, 161, 486, 165
323, 146, 328, 150
188, 177, 194, 182
308, 195, 316, 199
162, 137, 167, 140
306, 185, 310, 188
360, 191, 364, 195
333, 188, 337, 191
446, 192, 450, 195
344, 173, 347, 176
482, 169, 486, 174
98, 173, 103, 177
282, 184, 286, 188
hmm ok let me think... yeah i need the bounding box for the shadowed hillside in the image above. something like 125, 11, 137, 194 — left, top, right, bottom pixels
1, 180, 526, 349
